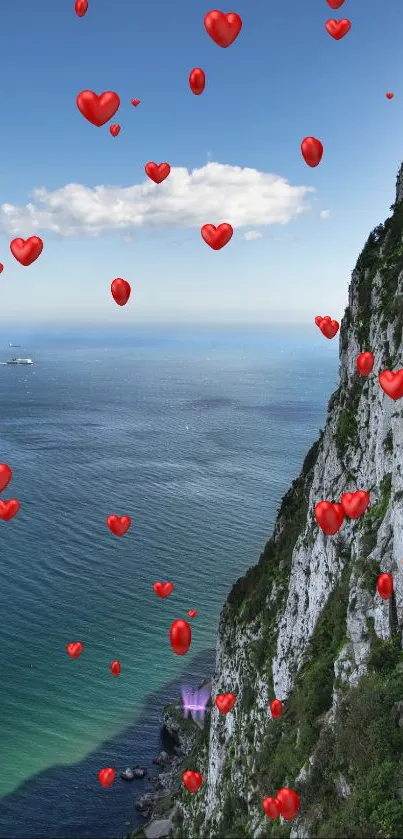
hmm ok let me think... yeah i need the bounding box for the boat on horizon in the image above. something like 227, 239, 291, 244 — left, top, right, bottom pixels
9, 343, 21, 347
6, 357, 33, 365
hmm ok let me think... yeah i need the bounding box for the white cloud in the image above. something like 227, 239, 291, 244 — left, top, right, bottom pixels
320, 209, 331, 219
0, 162, 315, 238
243, 230, 263, 241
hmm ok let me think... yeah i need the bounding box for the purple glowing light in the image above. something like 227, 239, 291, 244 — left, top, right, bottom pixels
181, 685, 210, 723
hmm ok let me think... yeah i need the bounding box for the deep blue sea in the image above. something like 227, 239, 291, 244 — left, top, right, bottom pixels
0, 325, 338, 838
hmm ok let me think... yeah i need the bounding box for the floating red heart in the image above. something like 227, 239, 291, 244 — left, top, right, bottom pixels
315, 315, 339, 339
379, 370, 403, 400
107, 515, 131, 536
386, 92, 394, 100
276, 788, 300, 821
67, 642, 84, 658
215, 693, 236, 713
263, 797, 280, 820
301, 137, 323, 167
187, 609, 197, 618
270, 698, 283, 720
76, 91, 120, 127
204, 11, 242, 48
325, 19, 351, 39
189, 68, 206, 95
169, 619, 192, 655
182, 770, 203, 793
111, 278, 131, 306
201, 223, 233, 250
131, 99, 140, 107
98, 768, 115, 788
10, 236, 43, 266
75, 0, 88, 16
0, 464, 12, 493
314, 501, 344, 535
153, 581, 174, 598
110, 660, 121, 676
0, 499, 20, 521
327, 0, 344, 7
340, 490, 370, 519
377, 573, 393, 600
145, 162, 171, 184
357, 351, 374, 376
110, 124, 120, 137
0, 263, 3, 274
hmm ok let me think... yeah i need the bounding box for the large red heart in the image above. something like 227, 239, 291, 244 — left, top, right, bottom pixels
66, 642, 84, 658
356, 351, 374, 376
201, 223, 233, 250
327, 0, 344, 8
315, 315, 339, 339
340, 490, 370, 519
0, 499, 20, 521
75, 0, 88, 16
169, 619, 191, 655
204, 11, 242, 48
76, 90, 120, 127
276, 788, 300, 821
314, 501, 344, 535
98, 768, 115, 787
379, 369, 403, 400
0, 464, 12, 493
10, 237, 43, 266
215, 693, 236, 713
107, 515, 131, 536
145, 162, 171, 184
153, 581, 174, 598
182, 770, 203, 793
301, 137, 323, 168
325, 19, 351, 39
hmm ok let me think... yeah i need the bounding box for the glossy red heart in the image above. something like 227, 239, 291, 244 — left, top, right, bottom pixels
153, 581, 174, 598
0, 464, 12, 493
325, 19, 351, 39
314, 501, 344, 536
276, 788, 300, 821
67, 642, 84, 658
111, 278, 131, 306
340, 490, 370, 519
0, 263, 3, 274
270, 698, 283, 720
189, 68, 206, 95
327, 0, 344, 7
262, 797, 280, 819
145, 162, 171, 184
107, 515, 131, 536
182, 770, 203, 793
98, 768, 115, 787
301, 137, 323, 167
377, 573, 393, 601
204, 11, 242, 48
187, 609, 197, 618
131, 99, 140, 107
110, 660, 121, 676
215, 693, 236, 713
75, 0, 88, 16
169, 619, 191, 655
201, 223, 233, 250
386, 92, 394, 100
357, 351, 374, 376
10, 237, 43, 266
379, 370, 403, 400
0, 499, 20, 521
110, 124, 120, 137
315, 315, 339, 339
76, 91, 120, 127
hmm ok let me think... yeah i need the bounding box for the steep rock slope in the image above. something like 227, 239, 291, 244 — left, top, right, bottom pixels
171, 164, 403, 839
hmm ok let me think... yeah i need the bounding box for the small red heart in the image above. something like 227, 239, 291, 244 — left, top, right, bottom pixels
10, 237, 43, 266
340, 490, 370, 520
189, 68, 206, 95
325, 19, 351, 40
201, 223, 233, 250
67, 642, 84, 658
76, 90, 120, 127
0, 499, 20, 521
357, 351, 374, 376
98, 768, 115, 787
326, 0, 344, 8
111, 278, 131, 306
204, 11, 242, 48
131, 99, 140, 107
269, 698, 283, 720
110, 124, 120, 137
145, 162, 171, 184
182, 770, 203, 793
0, 464, 12, 493
377, 573, 393, 601
314, 501, 344, 536
315, 315, 339, 339
153, 581, 174, 598
0, 263, 3, 274
301, 137, 323, 168
263, 797, 281, 820
215, 693, 236, 714
379, 369, 403, 400
386, 92, 394, 100
75, 0, 88, 16
107, 515, 131, 536
187, 609, 197, 618
110, 660, 121, 676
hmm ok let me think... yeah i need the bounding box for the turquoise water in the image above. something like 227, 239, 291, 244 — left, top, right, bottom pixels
0, 326, 338, 837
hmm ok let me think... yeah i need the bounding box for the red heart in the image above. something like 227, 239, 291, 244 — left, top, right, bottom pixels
98, 768, 115, 788
340, 490, 370, 519
111, 278, 131, 306
182, 770, 203, 793
326, 0, 344, 8
153, 581, 174, 598
325, 19, 351, 40
379, 369, 403, 400
131, 98, 140, 107
314, 501, 344, 535
0, 499, 20, 521
276, 788, 300, 821
269, 698, 283, 720
377, 573, 393, 601
110, 660, 121, 676
301, 137, 323, 167
67, 642, 84, 658
315, 315, 339, 339
76, 90, 120, 127
204, 11, 242, 48
145, 162, 171, 184
189, 68, 206, 95
215, 693, 236, 713
75, 0, 88, 16
357, 351, 374, 376
201, 223, 233, 250
187, 609, 197, 618
10, 237, 43, 266
169, 619, 191, 655
107, 515, 131, 536
0, 464, 12, 493
263, 797, 281, 820
386, 92, 394, 100
110, 124, 120, 137
0, 263, 3, 274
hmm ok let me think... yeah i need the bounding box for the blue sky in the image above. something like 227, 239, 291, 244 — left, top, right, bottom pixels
0, 0, 402, 326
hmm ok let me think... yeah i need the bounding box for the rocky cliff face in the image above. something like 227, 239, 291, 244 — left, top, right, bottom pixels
170, 163, 403, 839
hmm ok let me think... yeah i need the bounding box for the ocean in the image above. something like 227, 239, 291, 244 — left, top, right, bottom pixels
0, 325, 338, 839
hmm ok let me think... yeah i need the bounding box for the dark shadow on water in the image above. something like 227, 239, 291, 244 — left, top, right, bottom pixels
0, 649, 215, 839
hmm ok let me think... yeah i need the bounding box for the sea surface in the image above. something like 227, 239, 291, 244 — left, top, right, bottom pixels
0, 325, 338, 838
